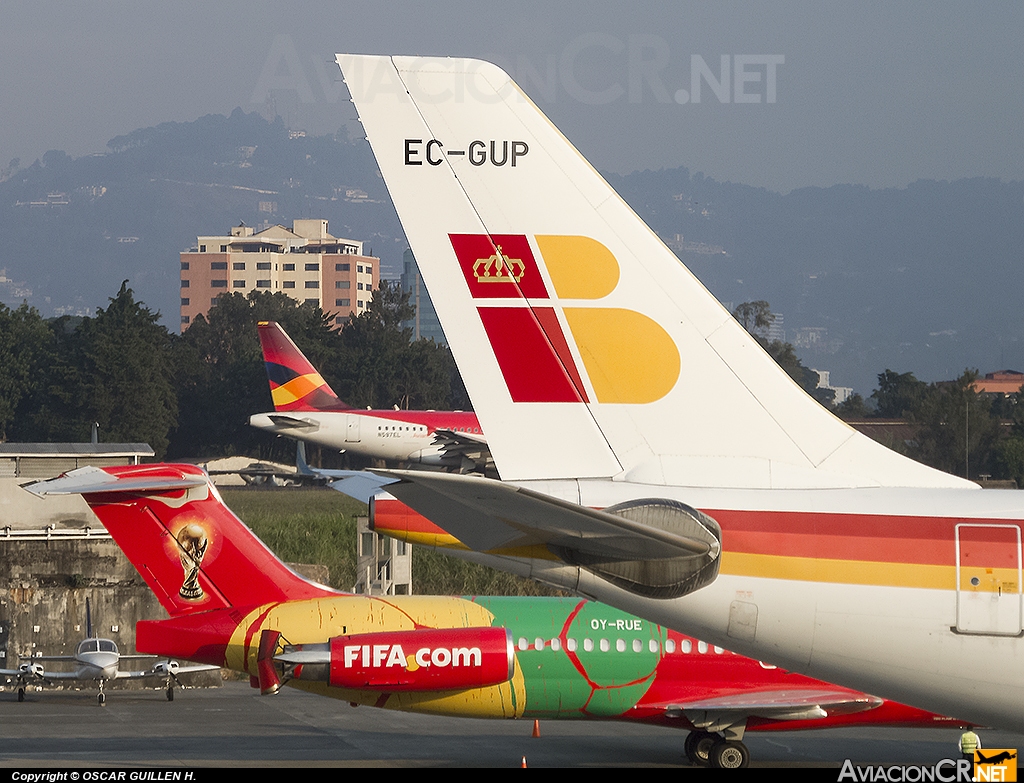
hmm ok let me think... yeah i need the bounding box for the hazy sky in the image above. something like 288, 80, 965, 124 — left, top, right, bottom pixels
2, 1, 1022, 193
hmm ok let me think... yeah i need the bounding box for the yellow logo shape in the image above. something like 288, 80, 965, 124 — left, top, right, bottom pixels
536, 235, 619, 299
565, 308, 680, 404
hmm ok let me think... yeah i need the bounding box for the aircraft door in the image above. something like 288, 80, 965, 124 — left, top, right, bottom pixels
346, 414, 361, 443
955, 523, 1022, 636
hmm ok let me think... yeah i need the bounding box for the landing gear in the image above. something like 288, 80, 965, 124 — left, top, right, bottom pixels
97, 680, 106, 706
17, 687, 25, 702
709, 739, 750, 769
166, 684, 174, 702
684, 731, 719, 766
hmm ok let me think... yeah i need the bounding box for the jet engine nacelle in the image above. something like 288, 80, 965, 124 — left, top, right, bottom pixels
285, 627, 514, 692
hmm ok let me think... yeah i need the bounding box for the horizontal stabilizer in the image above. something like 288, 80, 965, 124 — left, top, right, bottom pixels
372, 469, 721, 598
24, 465, 206, 497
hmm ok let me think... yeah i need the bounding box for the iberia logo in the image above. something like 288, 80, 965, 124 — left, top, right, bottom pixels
449, 234, 680, 404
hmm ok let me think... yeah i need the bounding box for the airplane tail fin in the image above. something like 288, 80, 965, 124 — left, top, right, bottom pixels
337, 55, 971, 491
26, 465, 338, 617
257, 321, 350, 412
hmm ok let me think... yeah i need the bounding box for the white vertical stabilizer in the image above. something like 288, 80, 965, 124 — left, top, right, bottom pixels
338, 54, 972, 491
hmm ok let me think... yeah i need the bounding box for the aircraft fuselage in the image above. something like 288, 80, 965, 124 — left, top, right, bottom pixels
249, 409, 480, 463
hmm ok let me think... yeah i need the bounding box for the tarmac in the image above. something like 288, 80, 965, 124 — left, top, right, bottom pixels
1, 680, 1022, 769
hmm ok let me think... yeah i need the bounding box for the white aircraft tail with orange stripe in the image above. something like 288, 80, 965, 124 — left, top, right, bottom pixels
337, 55, 969, 491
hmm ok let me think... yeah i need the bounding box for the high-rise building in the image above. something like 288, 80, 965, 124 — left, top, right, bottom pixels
179, 219, 379, 329
399, 249, 446, 344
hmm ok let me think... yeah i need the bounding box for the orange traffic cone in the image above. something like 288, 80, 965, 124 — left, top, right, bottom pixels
532, 719, 541, 738
521, 755, 527, 768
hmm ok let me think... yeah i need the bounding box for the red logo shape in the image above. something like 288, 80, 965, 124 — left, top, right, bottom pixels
450, 234, 549, 299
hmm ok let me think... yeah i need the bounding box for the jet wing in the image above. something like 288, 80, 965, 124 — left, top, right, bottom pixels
369, 468, 721, 598
659, 689, 883, 725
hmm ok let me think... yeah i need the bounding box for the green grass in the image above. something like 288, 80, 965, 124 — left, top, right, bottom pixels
220, 487, 561, 596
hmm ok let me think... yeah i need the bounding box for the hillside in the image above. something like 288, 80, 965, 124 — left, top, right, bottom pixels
3, 109, 1023, 393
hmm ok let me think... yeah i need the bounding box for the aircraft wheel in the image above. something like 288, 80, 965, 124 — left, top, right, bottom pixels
18, 688, 25, 702
98, 692, 106, 706
685, 731, 719, 766
710, 740, 750, 769
166, 686, 174, 702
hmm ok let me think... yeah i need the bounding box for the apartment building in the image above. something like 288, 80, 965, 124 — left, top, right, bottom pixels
180, 219, 379, 328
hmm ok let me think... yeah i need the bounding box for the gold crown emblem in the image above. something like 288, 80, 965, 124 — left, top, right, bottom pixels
473, 246, 525, 283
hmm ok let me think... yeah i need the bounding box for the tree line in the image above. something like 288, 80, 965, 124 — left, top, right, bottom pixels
2, 288, 1020, 485
733, 300, 1024, 485
0, 281, 468, 463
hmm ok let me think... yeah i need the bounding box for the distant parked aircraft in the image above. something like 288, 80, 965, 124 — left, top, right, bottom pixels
0, 601, 218, 704
249, 321, 492, 474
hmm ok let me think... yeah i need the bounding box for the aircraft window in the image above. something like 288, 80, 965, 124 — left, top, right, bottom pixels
648, 639, 659, 654
550, 638, 561, 652
599, 639, 610, 652
79, 640, 99, 653
583, 638, 594, 652
633, 639, 643, 653
714, 646, 724, 654
665, 639, 676, 654
518, 637, 528, 651
99, 640, 118, 653
698, 641, 708, 654
566, 638, 577, 652
616, 639, 626, 653
681, 639, 692, 654
534, 638, 544, 651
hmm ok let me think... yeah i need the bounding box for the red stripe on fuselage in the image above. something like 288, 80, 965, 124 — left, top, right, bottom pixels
709, 508, 1021, 566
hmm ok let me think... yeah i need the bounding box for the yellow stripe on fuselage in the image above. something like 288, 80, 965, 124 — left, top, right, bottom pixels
721, 552, 957, 590
723, 551, 1022, 592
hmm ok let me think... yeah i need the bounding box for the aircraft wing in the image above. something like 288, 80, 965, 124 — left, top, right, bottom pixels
0, 665, 44, 681
369, 468, 721, 598
116, 662, 221, 680
661, 689, 883, 724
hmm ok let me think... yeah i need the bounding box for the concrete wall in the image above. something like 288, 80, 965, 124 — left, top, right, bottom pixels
0, 538, 221, 693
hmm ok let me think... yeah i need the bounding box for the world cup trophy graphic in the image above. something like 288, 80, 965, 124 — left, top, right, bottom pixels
176, 522, 208, 600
